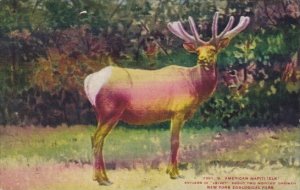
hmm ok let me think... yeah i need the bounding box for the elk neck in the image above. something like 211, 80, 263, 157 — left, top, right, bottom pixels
190, 62, 218, 101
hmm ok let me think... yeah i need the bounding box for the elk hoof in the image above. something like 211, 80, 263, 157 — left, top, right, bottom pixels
94, 177, 113, 186
170, 174, 185, 179
166, 165, 184, 179
93, 170, 113, 186
98, 179, 113, 186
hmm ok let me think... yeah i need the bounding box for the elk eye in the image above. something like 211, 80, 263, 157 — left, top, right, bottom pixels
208, 51, 215, 57
210, 49, 217, 54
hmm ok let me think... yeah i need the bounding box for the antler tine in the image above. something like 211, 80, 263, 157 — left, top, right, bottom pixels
217, 16, 234, 39
188, 17, 208, 46
167, 21, 195, 43
211, 12, 219, 43
209, 13, 250, 47
223, 16, 250, 39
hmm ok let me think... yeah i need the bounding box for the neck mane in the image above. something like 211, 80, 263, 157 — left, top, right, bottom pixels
190, 63, 218, 101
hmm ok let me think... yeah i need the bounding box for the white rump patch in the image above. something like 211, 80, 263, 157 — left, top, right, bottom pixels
84, 66, 112, 106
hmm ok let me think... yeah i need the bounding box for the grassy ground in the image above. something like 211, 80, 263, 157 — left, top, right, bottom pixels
0, 125, 299, 190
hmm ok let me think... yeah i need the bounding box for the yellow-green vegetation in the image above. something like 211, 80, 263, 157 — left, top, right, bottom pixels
216, 128, 300, 164
190, 128, 300, 178
0, 125, 94, 167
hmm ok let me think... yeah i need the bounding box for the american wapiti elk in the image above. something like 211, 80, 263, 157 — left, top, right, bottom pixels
84, 12, 250, 185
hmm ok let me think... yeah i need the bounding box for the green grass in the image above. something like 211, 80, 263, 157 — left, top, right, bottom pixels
0, 125, 93, 166
0, 125, 219, 166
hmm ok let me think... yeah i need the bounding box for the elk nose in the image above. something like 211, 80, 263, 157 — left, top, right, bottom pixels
199, 55, 205, 60
198, 56, 207, 62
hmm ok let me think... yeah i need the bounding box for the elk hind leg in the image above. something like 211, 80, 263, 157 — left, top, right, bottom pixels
92, 118, 119, 185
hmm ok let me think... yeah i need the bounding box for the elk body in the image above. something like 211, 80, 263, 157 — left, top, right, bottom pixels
84, 12, 250, 185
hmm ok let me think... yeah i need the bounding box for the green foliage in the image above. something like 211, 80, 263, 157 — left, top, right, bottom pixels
44, 0, 80, 29
0, 0, 32, 34
218, 32, 257, 68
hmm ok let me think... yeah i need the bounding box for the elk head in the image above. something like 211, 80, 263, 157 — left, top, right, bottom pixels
167, 12, 250, 67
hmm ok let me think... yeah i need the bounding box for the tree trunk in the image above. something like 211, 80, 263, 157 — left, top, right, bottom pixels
297, 48, 300, 66
10, 43, 16, 86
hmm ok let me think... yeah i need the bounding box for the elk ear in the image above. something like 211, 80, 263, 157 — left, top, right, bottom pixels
218, 38, 231, 50
183, 43, 197, 53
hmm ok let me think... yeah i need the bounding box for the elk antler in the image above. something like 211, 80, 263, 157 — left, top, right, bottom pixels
167, 12, 250, 48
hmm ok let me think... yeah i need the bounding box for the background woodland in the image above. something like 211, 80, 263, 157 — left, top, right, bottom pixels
0, 0, 299, 127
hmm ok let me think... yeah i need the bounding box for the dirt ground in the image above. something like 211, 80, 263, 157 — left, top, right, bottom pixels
1, 162, 299, 190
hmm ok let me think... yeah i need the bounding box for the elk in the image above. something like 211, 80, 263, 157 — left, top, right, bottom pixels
84, 12, 250, 185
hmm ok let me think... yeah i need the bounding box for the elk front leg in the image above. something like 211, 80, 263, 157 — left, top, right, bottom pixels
166, 114, 185, 179
92, 121, 117, 186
